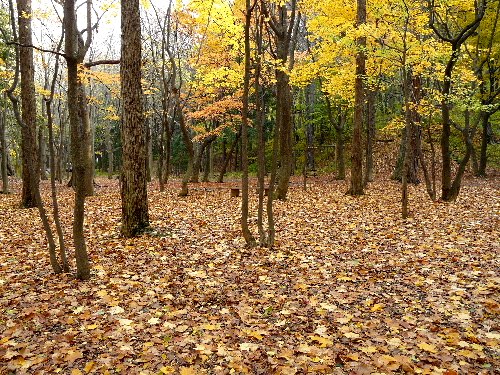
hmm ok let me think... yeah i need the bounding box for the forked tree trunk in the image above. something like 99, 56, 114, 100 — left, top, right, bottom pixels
64, 0, 91, 279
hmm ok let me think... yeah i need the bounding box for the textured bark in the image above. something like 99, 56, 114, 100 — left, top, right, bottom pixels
349, 0, 365, 196
120, 0, 150, 237
263, 1, 298, 201
17, 0, 38, 207
241, 0, 256, 247
64, 0, 90, 279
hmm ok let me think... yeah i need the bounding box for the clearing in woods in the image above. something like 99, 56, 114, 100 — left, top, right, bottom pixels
0, 175, 499, 374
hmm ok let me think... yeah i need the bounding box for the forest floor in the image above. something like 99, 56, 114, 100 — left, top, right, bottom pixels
0, 173, 499, 375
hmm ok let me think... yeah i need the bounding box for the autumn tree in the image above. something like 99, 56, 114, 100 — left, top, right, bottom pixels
429, 0, 487, 201
15, 0, 38, 207
63, 0, 92, 279
349, 0, 366, 196
262, 0, 299, 200
120, 0, 150, 237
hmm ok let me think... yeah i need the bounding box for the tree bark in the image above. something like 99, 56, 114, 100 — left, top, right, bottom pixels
241, 0, 256, 247
364, 89, 376, 184
17, 0, 38, 207
349, 0, 366, 196
120, 0, 150, 237
64, 0, 91, 280
1, 96, 9, 194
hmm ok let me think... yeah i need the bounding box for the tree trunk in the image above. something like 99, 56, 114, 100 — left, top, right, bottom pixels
241, 0, 256, 247
305, 82, 316, 171
364, 89, 376, 184
202, 141, 211, 182
17, 0, 38, 207
39, 126, 47, 180
1, 96, 9, 194
275, 67, 293, 200
106, 120, 113, 178
120, 0, 150, 237
218, 131, 240, 183
478, 112, 490, 176
64, 0, 91, 280
349, 0, 366, 196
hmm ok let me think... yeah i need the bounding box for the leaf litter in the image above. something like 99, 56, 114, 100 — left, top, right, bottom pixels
0, 175, 498, 374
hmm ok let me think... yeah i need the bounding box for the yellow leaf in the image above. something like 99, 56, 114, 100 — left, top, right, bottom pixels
71, 370, 83, 375
370, 303, 385, 312
160, 366, 176, 374
86, 324, 98, 330
309, 335, 333, 347
180, 366, 198, 375
118, 318, 133, 326
200, 323, 221, 330
242, 329, 264, 340
96, 290, 108, 297
343, 332, 360, 339
417, 342, 437, 353
84, 361, 95, 373
345, 353, 359, 361
65, 350, 83, 364
360, 346, 378, 354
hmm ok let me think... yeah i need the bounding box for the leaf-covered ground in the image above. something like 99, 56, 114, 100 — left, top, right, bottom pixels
0, 175, 499, 374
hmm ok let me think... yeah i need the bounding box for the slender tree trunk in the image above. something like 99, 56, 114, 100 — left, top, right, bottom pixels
478, 112, 490, 176
305, 82, 316, 171
1, 96, 9, 194
177, 100, 194, 196
120, 0, 150, 237
218, 131, 240, 183
106, 120, 113, 178
349, 0, 366, 196
64, 0, 90, 280
39, 126, 47, 180
202, 141, 211, 182
364, 89, 376, 184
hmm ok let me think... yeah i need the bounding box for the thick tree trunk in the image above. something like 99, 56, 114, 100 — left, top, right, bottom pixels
274, 62, 293, 200
120, 0, 150, 237
17, 0, 38, 207
241, 0, 256, 246
349, 0, 366, 196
